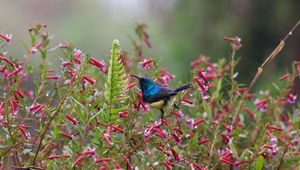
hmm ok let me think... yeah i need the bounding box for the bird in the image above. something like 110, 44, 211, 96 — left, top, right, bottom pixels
131, 74, 191, 119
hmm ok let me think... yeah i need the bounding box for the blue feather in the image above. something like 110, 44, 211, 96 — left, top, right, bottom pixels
131, 74, 191, 119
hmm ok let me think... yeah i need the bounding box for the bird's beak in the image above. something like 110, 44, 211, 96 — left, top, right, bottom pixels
130, 74, 140, 80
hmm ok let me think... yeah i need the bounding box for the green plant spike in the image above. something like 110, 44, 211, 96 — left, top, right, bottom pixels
103, 39, 129, 121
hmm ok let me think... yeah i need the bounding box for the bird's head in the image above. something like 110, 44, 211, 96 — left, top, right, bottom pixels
131, 74, 156, 92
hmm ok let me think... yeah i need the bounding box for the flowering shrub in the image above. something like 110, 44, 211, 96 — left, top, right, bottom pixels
0, 22, 300, 169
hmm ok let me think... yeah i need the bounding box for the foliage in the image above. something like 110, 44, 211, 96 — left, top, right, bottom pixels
0, 22, 299, 170
103, 39, 129, 122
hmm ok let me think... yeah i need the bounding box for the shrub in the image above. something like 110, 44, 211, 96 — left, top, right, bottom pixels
0, 21, 299, 169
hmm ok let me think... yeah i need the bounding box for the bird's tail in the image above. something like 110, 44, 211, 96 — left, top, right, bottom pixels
175, 84, 191, 93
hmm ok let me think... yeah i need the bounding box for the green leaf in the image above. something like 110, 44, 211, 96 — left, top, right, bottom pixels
255, 155, 264, 170
70, 96, 87, 111
88, 108, 104, 124
103, 39, 129, 121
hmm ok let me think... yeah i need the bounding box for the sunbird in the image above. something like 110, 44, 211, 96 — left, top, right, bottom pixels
131, 74, 191, 119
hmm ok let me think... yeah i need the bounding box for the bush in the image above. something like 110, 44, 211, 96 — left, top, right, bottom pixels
0, 22, 299, 169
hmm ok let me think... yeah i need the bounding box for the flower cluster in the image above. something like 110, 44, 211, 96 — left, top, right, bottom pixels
0, 22, 299, 170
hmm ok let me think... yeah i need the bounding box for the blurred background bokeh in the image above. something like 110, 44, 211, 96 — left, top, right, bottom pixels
1, 0, 299, 89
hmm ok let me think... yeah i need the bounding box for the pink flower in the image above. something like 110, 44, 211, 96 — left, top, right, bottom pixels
243, 108, 256, 120
73, 155, 85, 167
103, 126, 113, 145
82, 75, 96, 85
222, 124, 232, 134
194, 78, 208, 94
46, 75, 60, 80
170, 148, 181, 162
123, 156, 133, 170
220, 133, 230, 143
185, 118, 195, 129
224, 36, 242, 50
0, 33, 12, 42
181, 97, 193, 105
198, 138, 210, 145
279, 73, 290, 81
140, 58, 153, 70
126, 82, 136, 90
287, 93, 297, 104
31, 43, 43, 54
10, 101, 18, 116
193, 118, 206, 127
60, 132, 73, 140
18, 125, 30, 140
48, 154, 71, 160
58, 42, 70, 49
73, 49, 82, 64
172, 133, 182, 144
65, 115, 78, 125
119, 110, 129, 119
14, 89, 24, 99
254, 99, 268, 112
81, 147, 96, 156
90, 58, 107, 73
29, 104, 44, 115
175, 111, 184, 120
158, 69, 174, 86
6, 66, 22, 78
267, 125, 282, 131
0, 55, 14, 66
62, 61, 73, 67
220, 157, 234, 165
82, 75, 96, 90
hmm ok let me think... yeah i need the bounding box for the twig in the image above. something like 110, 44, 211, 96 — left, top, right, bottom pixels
231, 19, 300, 125
31, 83, 75, 165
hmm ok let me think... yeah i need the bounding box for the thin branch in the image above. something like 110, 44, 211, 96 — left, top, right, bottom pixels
232, 18, 300, 125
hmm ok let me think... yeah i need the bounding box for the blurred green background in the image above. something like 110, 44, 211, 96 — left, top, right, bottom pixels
1, 0, 299, 88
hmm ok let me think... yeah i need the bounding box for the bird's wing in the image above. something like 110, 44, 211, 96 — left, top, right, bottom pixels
144, 87, 176, 103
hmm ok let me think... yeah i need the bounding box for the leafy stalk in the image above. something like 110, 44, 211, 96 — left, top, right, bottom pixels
104, 40, 129, 121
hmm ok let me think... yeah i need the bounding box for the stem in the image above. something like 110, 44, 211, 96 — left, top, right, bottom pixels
231, 19, 300, 126
208, 123, 221, 165
277, 142, 290, 170
31, 82, 75, 165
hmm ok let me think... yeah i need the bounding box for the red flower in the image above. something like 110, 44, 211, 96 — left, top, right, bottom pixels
198, 138, 210, 145
73, 155, 85, 167
193, 118, 206, 127
181, 97, 193, 105
58, 42, 70, 49
140, 58, 153, 70
126, 82, 136, 90
60, 132, 73, 140
267, 125, 282, 131
46, 75, 60, 80
90, 58, 107, 73
6, 67, 22, 78
224, 36, 242, 50
48, 154, 71, 160
194, 78, 208, 94
65, 115, 78, 125
123, 156, 133, 170
18, 125, 30, 140
0, 55, 14, 66
0, 33, 12, 42
73, 49, 82, 64
243, 108, 256, 120
170, 148, 181, 162
279, 73, 290, 81
220, 157, 234, 165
